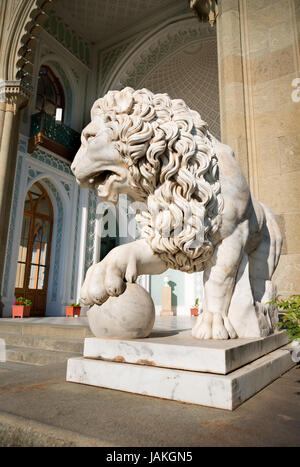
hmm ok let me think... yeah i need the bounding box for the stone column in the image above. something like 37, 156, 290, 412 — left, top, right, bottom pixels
238, 0, 300, 296
0, 103, 6, 142
217, 0, 250, 183
0, 81, 29, 311
217, 0, 300, 296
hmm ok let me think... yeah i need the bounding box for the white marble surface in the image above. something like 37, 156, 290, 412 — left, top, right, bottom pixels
67, 348, 294, 410
83, 330, 289, 375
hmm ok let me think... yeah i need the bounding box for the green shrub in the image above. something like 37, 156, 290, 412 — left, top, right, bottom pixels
269, 295, 300, 341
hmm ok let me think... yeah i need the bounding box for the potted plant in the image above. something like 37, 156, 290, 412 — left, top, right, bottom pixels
66, 303, 81, 318
190, 298, 199, 316
12, 297, 32, 319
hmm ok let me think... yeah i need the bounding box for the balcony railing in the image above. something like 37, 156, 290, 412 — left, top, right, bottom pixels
28, 111, 81, 162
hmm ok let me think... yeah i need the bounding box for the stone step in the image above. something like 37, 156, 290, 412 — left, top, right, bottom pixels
0, 412, 109, 447
0, 361, 36, 373
6, 345, 80, 366
0, 320, 92, 339
0, 332, 84, 354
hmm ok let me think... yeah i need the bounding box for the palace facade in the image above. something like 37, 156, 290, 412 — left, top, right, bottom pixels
0, 0, 299, 317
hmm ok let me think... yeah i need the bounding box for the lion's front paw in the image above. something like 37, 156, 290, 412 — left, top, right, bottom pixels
80, 261, 126, 306
80, 248, 136, 306
192, 312, 237, 340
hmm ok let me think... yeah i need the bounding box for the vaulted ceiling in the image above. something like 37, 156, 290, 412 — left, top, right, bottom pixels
54, 0, 190, 46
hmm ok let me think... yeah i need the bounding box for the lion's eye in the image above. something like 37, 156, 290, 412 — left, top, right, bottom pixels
87, 135, 95, 142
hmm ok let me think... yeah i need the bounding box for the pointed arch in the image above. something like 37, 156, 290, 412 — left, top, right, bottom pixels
24, 174, 71, 314
15, 181, 54, 314
2, 163, 72, 316
103, 16, 214, 92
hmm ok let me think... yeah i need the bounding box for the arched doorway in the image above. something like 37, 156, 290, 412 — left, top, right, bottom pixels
15, 182, 53, 316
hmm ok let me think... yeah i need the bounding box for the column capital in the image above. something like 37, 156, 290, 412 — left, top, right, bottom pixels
0, 80, 32, 113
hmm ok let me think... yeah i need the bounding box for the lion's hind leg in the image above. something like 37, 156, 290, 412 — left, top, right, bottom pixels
249, 204, 282, 304
192, 224, 248, 340
226, 205, 282, 338
247, 205, 283, 335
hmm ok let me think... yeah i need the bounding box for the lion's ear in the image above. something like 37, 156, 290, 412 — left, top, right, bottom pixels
117, 88, 134, 114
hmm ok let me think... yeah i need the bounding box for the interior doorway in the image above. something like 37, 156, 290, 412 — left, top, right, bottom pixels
15, 182, 53, 316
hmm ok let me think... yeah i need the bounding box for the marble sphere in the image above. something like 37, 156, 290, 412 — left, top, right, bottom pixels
87, 283, 155, 339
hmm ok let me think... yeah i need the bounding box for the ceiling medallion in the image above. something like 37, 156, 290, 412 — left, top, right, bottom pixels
189, 0, 218, 27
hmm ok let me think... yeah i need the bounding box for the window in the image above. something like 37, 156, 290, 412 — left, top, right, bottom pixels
35, 65, 65, 121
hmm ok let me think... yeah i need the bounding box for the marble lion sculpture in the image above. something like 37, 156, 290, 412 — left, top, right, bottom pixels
71, 87, 282, 340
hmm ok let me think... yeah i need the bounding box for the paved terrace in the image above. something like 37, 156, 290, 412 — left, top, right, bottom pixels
0, 316, 299, 447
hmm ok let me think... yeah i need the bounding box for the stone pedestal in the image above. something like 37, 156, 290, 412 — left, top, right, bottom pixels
161, 285, 173, 316
66, 321, 294, 410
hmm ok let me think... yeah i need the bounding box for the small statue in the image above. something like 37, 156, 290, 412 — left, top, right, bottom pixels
71, 87, 282, 340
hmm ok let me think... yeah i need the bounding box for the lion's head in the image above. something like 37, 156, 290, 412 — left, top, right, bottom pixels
72, 87, 223, 272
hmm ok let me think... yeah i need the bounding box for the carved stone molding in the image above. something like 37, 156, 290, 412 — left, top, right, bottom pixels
16, 1, 54, 84
0, 80, 31, 112
1, 0, 54, 86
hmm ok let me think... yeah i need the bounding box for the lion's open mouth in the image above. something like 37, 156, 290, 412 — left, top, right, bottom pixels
89, 170, 117, 187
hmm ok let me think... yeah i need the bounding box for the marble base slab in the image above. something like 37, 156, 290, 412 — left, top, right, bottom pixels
83, 330, 289, 375
67, 348, 294, 410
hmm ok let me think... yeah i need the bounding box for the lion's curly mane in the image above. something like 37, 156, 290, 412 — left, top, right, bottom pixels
91, 87, 224, 273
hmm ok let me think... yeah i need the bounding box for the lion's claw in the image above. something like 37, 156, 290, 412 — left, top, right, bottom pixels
192, 312, 237, 340
79, 246, 133, 306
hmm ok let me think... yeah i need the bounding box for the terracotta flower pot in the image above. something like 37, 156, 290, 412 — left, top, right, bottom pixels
190, 307, 199, 316
66, 306, 81, 318
12, 305, 31, 319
